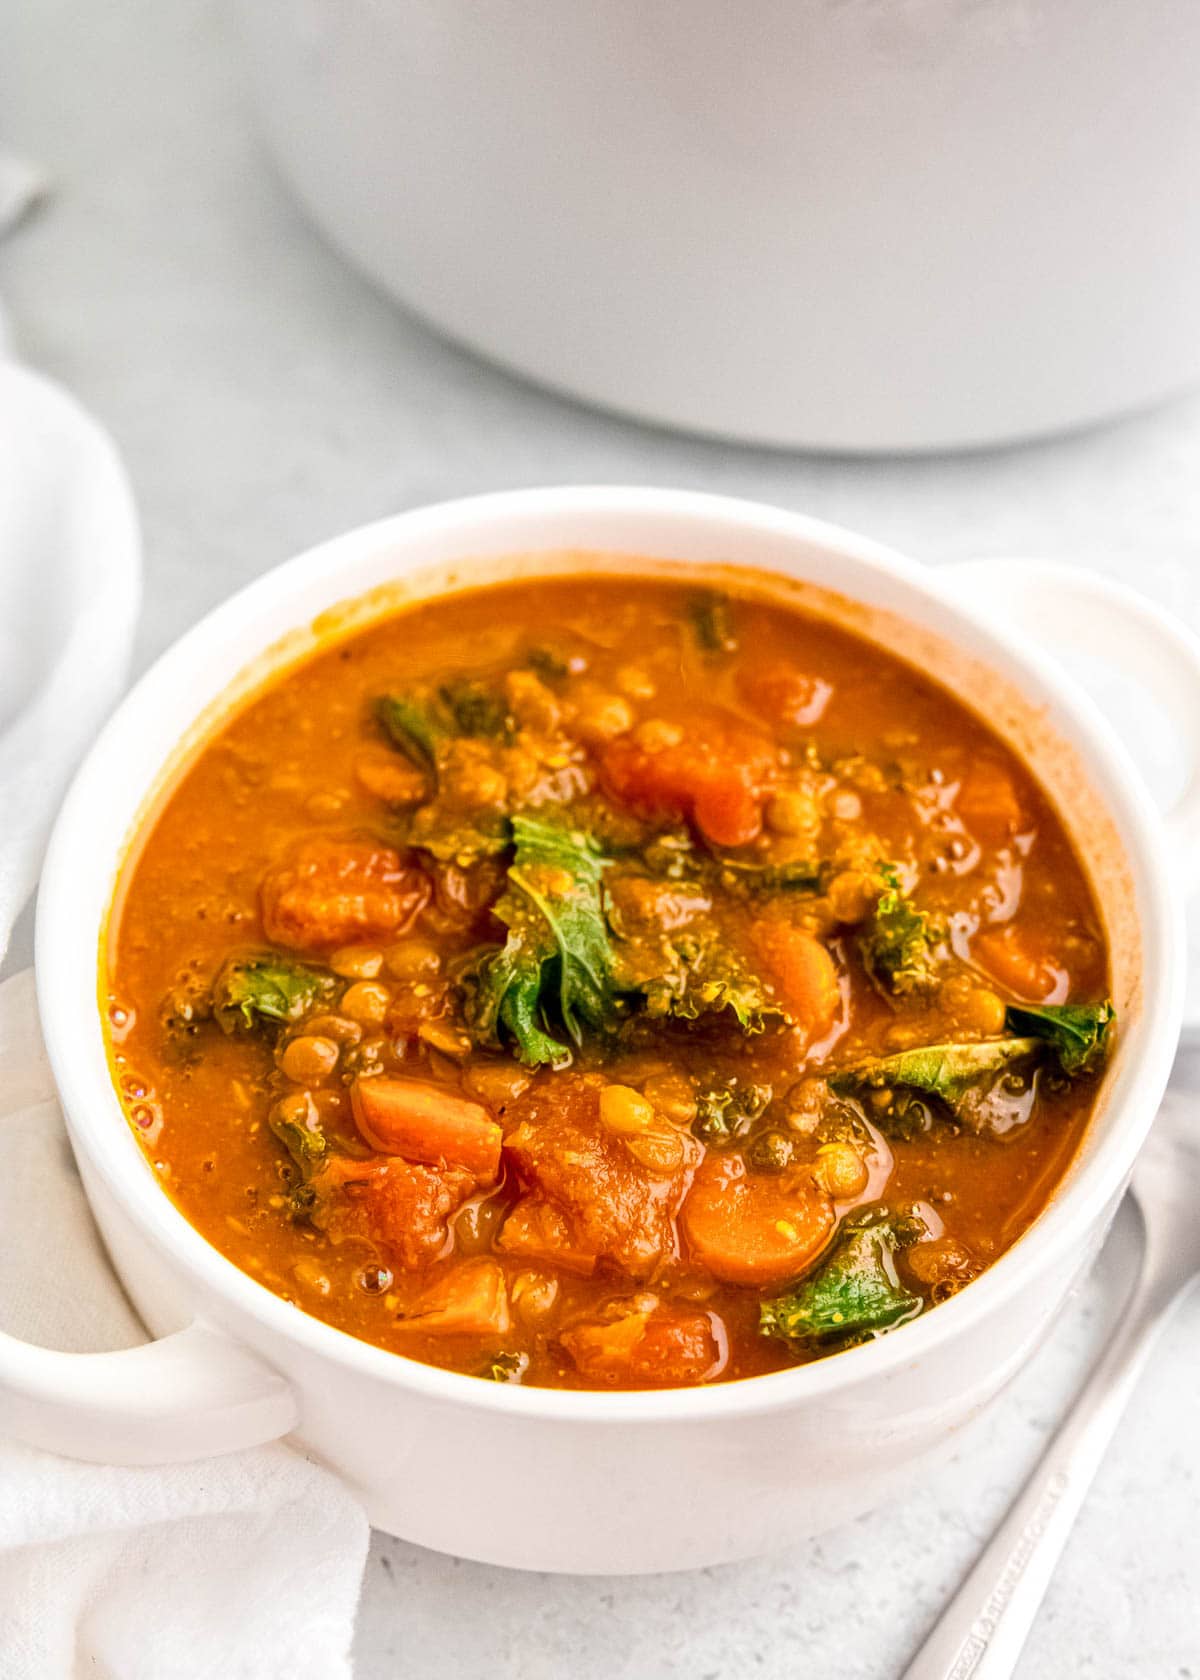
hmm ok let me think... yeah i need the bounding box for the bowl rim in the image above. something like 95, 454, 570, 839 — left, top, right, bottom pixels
35, 485, 1183, 1424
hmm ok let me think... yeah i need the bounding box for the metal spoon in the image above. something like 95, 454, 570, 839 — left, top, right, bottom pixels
901, 1084, 1200, 1679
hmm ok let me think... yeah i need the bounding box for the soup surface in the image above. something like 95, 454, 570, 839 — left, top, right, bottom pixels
107, 575, 1113, 1389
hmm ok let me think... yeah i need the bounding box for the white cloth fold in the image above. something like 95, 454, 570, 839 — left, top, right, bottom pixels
0, 969, 370, 1680
0, 315, 369, 1678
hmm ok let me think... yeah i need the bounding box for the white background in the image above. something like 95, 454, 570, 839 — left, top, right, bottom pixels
4, 4, 1199, 1674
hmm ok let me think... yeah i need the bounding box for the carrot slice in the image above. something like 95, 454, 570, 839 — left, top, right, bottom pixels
681, 1154, 835, 1286
351, 1075, 502, 1181
973, 924, 1066, 1002
397, 1259, 511, 1336
751, 920, 840, 1041
955, 761, 1024, 845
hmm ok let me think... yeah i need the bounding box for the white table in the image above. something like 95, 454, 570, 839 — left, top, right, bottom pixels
5, 5, 1199, 1674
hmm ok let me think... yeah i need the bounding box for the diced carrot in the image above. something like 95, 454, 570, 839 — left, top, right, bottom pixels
739, 662, 833, 728
751, 919, 840, 1041
351, 1075, 502, 1181
973, 924, 1067, 1002
397, 1259, 511, 1337
681, 1154, 835, 1286
561, 1300, 725, 1386
955, 761, 1024, 846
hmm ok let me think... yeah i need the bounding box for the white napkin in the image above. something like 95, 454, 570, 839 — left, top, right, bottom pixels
0, 970, 370, 1680
0, 345, 370, 1675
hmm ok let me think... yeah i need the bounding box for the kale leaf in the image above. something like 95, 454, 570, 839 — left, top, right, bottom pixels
634, 931, 786, 1033
211, 954, 339, 1036
692, 1079, 773, 1145
859, 863, 941, 995
461, 815, 617, 1066
269, 1102, 330, 1171
688, 591, 738, 654
760, 1216, 923, 1347
478, 1350, 530, 1383
714, 856, 824, 894
438, 680, 509, 739
376, 693, 446, 771
1005, 1000, 1114, 1076
377, 678, 508, 771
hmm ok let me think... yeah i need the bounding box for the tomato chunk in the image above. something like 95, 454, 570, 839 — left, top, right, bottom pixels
739, 662, 833, 728
500, 1076, 699, 1280
600, 712, 776, 847
261, 836, 428, 950
751, 919, 840, 1042
681, 1153, 835, 1286
562, 1298, 726, 1387
497, 1196, 597, 1277
351, 1075, 502, 1182
310, 1154, 475, 1271
397, 1259, 511, 1337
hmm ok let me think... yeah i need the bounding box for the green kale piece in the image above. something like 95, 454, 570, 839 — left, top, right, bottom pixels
831, 1037, 1039, 1109
437, 679, 509, 739
691, 1079, 774, 1146
715, 856, 824, 894
760, 1217, 923, 1347
269, 1103, 330, 1171
377, 677, 508, 771
211, 954, 339, 1036
634, 931, 786, 1033
688, 590, 738, 654
376, 692, 446, 770
1004, 1000, 1114, 1076
859, 862, 941, 994
461, 815, 617, 1066
830, 1037, 1042, 1137
478, 1350, 530, 1383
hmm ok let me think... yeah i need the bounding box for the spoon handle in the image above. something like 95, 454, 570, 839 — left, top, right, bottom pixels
900, 1250, 1187, 1680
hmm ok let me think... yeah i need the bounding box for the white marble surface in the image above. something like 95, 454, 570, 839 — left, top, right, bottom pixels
4, 3, 1200, 1674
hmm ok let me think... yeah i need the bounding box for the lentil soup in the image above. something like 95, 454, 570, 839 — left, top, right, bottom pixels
106, 575, 1113, 1390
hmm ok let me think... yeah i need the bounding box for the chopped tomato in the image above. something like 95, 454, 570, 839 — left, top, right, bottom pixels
497, 1196, 597, 1277
561, 1299, 725, 1387
397, 1259, 511, 1337
739, 662, 833, 728
500, 1076, 699, 1280
751, 919, 840, 1042
600, 712, 776, 847
261, 836, 428, 950
351, 1075, 502, 1181
310, 1154, 474, 1271
955, 761, 1025, 846
974, 923, 1066, 1002
681, 1153, 835, 1286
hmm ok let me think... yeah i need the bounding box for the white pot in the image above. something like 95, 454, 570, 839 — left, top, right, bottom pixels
7, 489, 1200, 1573
232, 2, 1200, 452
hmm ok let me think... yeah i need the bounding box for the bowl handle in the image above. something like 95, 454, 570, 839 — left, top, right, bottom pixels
0, 1319, 297, 1464
941, 559, 1200, 893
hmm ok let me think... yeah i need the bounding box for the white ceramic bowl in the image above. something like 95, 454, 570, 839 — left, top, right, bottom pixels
7, 489, 1200, 1574
233, 1, 1200, 451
